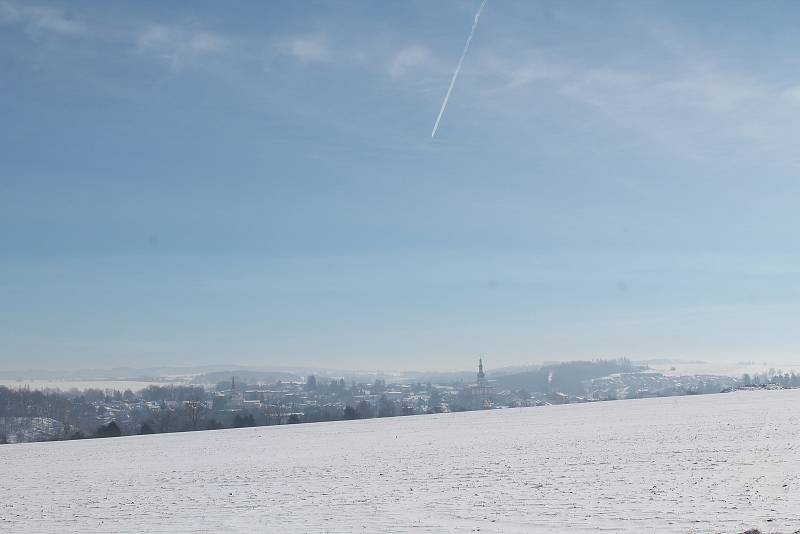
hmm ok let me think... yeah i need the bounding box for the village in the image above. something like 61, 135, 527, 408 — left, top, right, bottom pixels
4, 359, 795, 444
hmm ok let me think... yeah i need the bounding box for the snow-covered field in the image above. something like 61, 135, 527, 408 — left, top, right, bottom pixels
3, 390, 800, 533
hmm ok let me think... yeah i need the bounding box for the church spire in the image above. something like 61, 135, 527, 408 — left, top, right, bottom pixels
477, 358, 485, 382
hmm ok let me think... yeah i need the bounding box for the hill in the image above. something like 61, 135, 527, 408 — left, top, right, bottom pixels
492, 358, 642, 394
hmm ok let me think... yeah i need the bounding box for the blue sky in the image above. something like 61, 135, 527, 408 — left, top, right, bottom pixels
3, 0, 800, 371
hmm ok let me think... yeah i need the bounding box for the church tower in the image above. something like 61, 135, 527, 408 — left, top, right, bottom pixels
470, 357, 493, 409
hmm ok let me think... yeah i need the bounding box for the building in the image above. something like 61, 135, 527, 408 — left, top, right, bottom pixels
467, 358, 495, 410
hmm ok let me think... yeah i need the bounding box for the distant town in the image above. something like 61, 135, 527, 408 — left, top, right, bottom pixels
2, 358, 799, 445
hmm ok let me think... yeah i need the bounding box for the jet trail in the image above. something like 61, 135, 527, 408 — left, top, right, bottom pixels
431, 0, 487, 138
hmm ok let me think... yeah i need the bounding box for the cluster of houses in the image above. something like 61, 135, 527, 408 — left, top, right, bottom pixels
8, 359, 788, 444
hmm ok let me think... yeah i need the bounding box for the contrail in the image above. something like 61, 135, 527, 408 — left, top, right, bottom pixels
431, 0, 487, 138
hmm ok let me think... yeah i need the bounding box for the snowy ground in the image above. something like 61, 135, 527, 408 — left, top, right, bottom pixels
2, 390, 800, 533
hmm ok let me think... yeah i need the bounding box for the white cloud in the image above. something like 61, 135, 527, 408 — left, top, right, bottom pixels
189, 31, 226, 53
479, 53, 566, 89
27, 6, 82, 35
781, 85, 800, 106
471, 41, 800, 168
137, 24, 229, 71
389, 45, 431, 78
283, 34, 329, 62
0, 1, 84, 37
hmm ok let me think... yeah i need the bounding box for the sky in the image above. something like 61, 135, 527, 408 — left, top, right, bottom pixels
3, 0, 800, 372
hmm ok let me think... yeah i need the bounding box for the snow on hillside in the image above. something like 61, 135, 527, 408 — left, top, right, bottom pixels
2, 390, 800, 533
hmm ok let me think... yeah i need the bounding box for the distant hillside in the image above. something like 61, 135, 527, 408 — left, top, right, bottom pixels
191, 370, 301, 386
492, 359, 643, 395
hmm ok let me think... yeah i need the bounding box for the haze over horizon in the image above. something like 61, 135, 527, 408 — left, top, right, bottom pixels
4, 0, 800, 371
